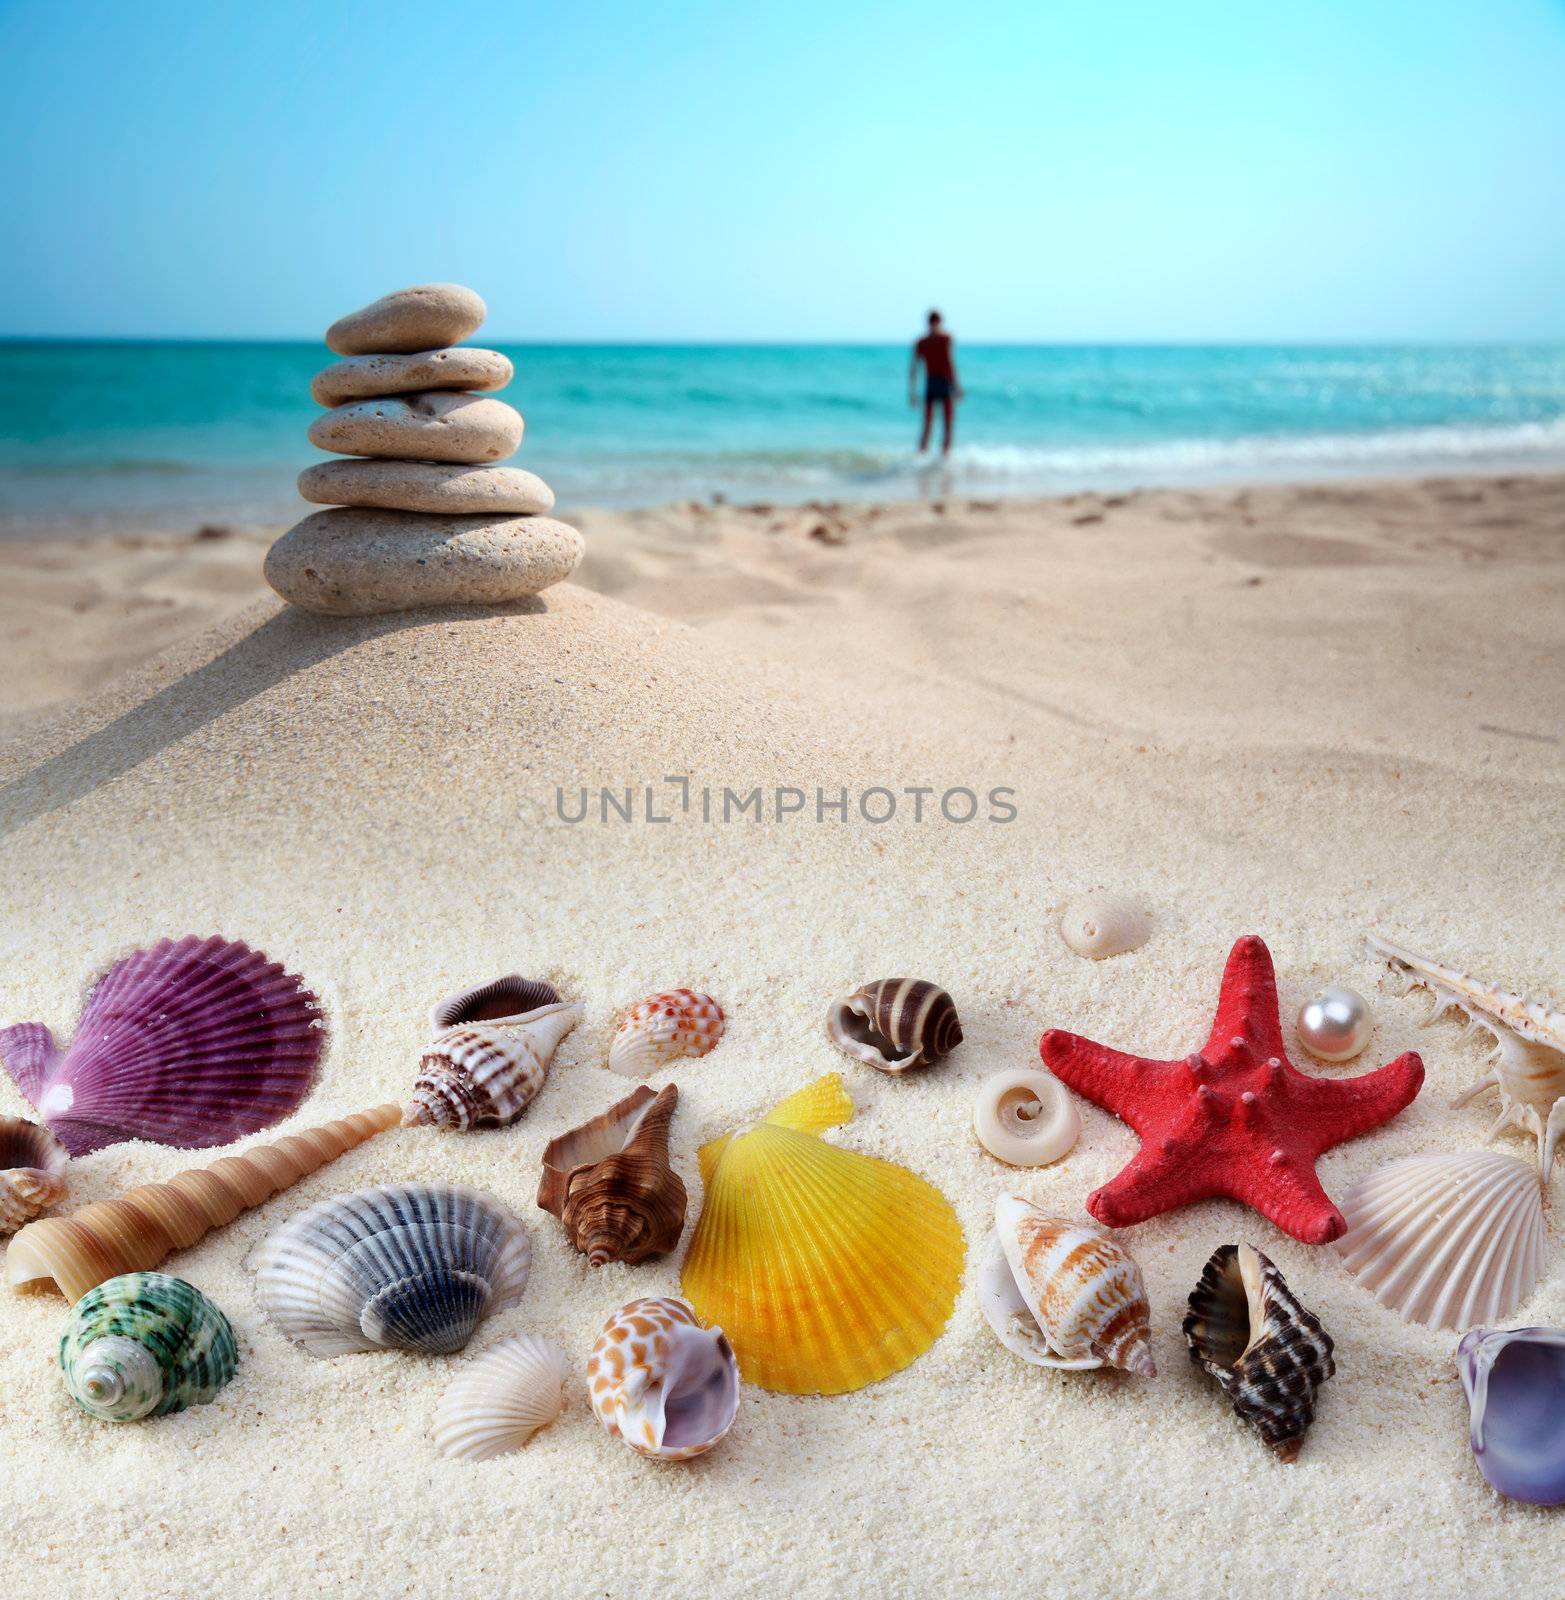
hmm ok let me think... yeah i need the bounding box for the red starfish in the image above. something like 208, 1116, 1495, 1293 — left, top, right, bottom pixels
1040, 935, 1424, 1245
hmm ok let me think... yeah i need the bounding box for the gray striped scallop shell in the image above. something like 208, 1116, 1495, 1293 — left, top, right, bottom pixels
826, 978, 962, 1073
254, 1183, 532, 1357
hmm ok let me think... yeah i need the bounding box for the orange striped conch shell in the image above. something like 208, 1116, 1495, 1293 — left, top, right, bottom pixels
5, 1104, 401, 1301
978, 1194, 1156, 1374
586, 1296, 739, 1460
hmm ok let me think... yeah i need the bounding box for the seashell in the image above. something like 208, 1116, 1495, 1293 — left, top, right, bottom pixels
403, 1000, 583, 1131
0, 935, 325, 1157
536, 1083, 686, 1266
6, 1104, 401, 1301
1458, 1325, 1565, 1505
825, 979, 962, 1074
0, 1115, 68, 1234
432, 1333, 570, 1461
1335, 1149, 1547, 1331
1183, 1243, 1335, 1461
608, 990, 724, 1078
1367, 933, 1565, 1180
977, 1194, 1155, 1374
586, 1296, 739, 1460
59, 1271, 237, 1422
973, 1069, 1081, 1167
254, 1183, 531, 1357
681, 1073, 965, 1394
429, 975, 561, 1035
1059, 893, 1150, 960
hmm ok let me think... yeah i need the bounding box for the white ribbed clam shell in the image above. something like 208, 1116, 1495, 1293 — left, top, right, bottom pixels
254, 1184, 532, 1357
973, 1070, 1081, 1167
607, 991, 724, 1078
431, 1334, 569, 1461
1059, 893, 1150, 960
1336, 1150, 1548, 1331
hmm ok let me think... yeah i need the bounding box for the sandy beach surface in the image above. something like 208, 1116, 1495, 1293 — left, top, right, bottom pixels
0, 473, 1562, 1600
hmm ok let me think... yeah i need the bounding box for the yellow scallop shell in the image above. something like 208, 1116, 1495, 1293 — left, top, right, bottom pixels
681, 1073, 965, 1395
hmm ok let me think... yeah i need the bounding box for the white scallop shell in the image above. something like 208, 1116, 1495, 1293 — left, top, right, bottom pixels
973, 1069, 1081, 1167
1059, 893, 1150, 960
432, 1334, 570, 1461
254, 1183, 532, 1357
607, 991, 724, 1078
1336, 1150, 1548, 1331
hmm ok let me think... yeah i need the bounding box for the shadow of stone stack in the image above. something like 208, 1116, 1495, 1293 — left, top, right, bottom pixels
264, 283, 583, 615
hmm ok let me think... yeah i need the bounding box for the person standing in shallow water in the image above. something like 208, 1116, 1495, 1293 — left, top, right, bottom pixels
910, 310, 962, 455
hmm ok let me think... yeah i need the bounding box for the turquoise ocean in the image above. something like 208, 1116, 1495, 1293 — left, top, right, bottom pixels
2, 341, 1564, 532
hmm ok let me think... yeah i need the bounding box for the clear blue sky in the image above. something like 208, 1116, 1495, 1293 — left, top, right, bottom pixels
2, 0, 1562, 341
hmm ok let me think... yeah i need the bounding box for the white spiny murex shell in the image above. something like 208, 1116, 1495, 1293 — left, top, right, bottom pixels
608, 990, 724, 1078
1335, 1150, 1548, 1331
431, 1333, 570, 1461
978, 1194, 1155, 1374
1367, 933, 1565, 1180
973, 1069, 1081, 1167
254, 1183, 532, 1357
1059, 893, 1150, 960
404, 1000, 583, 1131
587, 1296, 739, 1460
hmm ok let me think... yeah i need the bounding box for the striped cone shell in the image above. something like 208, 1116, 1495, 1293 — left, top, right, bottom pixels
1184, 1243, 1335, 1461
586, 1296, 738, 1460
980, 1195, 1155, 1374
825, 978, 962, 1074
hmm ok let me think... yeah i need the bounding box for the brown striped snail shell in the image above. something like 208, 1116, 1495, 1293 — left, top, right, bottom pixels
1183, 1242, 1336, 1462
536, 1083, 686, 1266
0, 1116, 68, 1235
825, 979, 962, 1074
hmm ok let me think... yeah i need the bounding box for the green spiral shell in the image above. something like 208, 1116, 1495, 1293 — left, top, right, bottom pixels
59, 1272, 238, 1422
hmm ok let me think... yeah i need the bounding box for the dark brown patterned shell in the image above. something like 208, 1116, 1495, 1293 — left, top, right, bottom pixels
1183, 1242, 1336, 1461
825, 979, 963, 1073
429, 975, 561, 1033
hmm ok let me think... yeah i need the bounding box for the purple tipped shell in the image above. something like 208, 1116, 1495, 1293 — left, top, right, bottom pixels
0, 936, 325, 1157
1458, 1326, 1565, 1506
429, 976, 561, 1036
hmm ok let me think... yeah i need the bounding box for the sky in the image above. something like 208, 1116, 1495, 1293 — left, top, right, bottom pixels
1, 0, 1563, 342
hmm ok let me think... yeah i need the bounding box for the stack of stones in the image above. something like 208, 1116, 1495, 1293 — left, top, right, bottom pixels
264, 283, 583, 616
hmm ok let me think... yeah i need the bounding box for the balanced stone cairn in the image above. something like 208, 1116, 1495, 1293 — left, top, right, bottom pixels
264, 284, 583, 615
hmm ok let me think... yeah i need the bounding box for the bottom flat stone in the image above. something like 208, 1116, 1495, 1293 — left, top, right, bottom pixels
264, 508, 584, 616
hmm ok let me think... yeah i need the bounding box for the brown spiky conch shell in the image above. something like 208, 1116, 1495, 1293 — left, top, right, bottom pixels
1183, 1242, 1336, 1461
5, 1104, 401, 1301
825, 978, 962, 1074
536, 1083, 687, 1267
0, 1115, 68, 1235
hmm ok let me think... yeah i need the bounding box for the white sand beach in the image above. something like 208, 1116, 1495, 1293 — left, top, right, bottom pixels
1, 472, 1562, 1599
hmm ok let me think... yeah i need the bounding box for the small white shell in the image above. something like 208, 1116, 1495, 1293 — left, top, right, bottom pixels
1059, 893, 1150, 960
432, 1334, 570, 1461
1336, 1150, 1547, 1331
608, 991, 724, 1078
973, 1070, 1081, 1167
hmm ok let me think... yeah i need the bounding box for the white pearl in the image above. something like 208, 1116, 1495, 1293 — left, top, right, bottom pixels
1296, 985, 1374, 1062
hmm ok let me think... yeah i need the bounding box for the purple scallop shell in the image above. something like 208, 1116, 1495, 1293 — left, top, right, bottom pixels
1458, 1326, 1565, 1506
0, 935, 325, 1157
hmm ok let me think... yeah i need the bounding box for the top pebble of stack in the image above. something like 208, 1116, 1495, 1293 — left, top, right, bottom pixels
325, 283, 487, 356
